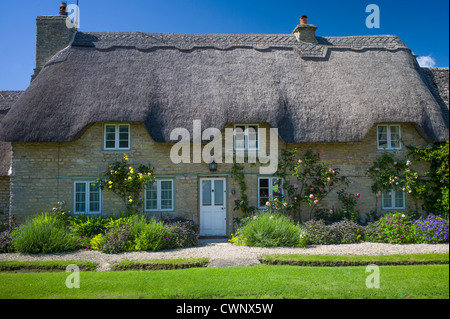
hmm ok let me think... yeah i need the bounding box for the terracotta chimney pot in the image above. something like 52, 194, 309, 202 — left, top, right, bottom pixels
300, 15, 308, 25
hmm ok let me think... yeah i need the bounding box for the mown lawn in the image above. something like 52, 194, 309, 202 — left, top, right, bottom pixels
0, 264, 448, 299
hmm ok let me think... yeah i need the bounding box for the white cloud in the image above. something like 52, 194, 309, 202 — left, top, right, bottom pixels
417, 55, 436, 68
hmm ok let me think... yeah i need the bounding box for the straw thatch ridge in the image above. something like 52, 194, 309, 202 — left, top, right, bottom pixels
0, 32, 447, 144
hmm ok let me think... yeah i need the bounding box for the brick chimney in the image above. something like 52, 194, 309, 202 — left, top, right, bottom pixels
31, 2, 76, 81
292, 15, 318, 44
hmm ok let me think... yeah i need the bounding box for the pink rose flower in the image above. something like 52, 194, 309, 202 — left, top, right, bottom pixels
266, 201, 271, 206
329, 209, 333, 214
283, 202, 288, 207
253, 216, 257, 220
309, 194, 314, 199
356, 193, 361, 198
293, 184, 298, 189
314, 200, 319, 204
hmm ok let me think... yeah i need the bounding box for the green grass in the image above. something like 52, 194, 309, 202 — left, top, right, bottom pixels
260, 253, 450, 266
0, 260, 97, 272
0, 264, 448, 299
111, 258, 210, 271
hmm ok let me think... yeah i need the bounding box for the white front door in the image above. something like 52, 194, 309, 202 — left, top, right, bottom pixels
200, 178, 227, 236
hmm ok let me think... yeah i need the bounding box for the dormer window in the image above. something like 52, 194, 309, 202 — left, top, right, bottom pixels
234, 124, 259, 152
377, 125, 401, 150
104, 123, 130, 150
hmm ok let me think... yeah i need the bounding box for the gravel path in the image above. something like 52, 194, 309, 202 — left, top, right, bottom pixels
1, 239, 448, 271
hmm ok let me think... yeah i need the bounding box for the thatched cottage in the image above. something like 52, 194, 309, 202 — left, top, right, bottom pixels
0, 10, 448, 236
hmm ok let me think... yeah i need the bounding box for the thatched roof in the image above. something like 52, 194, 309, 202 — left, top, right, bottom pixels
0, 32, 448, 144
422, 67, 449, 124
0, 91, 22, 176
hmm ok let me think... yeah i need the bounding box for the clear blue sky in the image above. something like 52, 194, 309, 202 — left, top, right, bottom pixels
0, 0, 448, 90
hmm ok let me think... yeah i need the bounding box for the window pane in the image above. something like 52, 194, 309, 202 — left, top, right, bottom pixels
259, 178, 269, 207
105, 140, 116, 148
146, 182, 158, 210
161, 181, 173, 210
259, 178, 269, 188
378, 126, 387, 148
234, 126, 245, 150
75, 183, 86, 213
105, 125, 116, 134
119, 140, 129, 149
89, 183, 100, 212
202, 180, 212, 206
383, 191, 392, 208
247, 126, 258, 150
105, 125, 116, 149
395, 190, 404, 208
214, 180, 224, 206
272, 178, 283, 197
390, 126, 400, 149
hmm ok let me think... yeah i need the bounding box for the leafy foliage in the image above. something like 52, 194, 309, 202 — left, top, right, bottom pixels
231, 212, 306, 248
275, 148, 349, 221
11, 213, 76, 254
99, 153, 155, 211
408, 142, 449, 216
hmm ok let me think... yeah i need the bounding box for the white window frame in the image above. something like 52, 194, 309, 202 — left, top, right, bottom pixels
73, 181, 102, 215
377, 124, 402, 150
233, 124, 259, 152
257, 176, 283, 209
104, 123, 131, 151
144, 179, 175, 212
382, 188, 406, 210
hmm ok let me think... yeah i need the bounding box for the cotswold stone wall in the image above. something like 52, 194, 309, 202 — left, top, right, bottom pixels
10, 122, 428, 232
0, 177, 9, 218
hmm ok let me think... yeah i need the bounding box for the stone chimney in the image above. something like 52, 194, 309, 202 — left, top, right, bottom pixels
292, 15, 318, 44
31, 2, 76, 81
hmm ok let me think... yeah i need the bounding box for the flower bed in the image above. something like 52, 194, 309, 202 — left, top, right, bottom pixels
231, 211, 449, 247
2, 212, 200, 255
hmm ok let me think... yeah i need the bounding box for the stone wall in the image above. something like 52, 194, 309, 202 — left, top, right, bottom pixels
10, 122, 429, 233
31, 15, 75, 81
0, 177, 9, 221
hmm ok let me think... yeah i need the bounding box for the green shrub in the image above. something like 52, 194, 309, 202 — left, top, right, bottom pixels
134, 219, 169, 251
303, 219, 338, 245
69, 216, 108, 238
162, 219, 200, 249
364, 212, 417, 244
303, 219, 365, 245
0, 230, 13, 253
90, 233, 104, 250
98, 224, 132, 254
329, 219, 364, 244
235, 212, 305, 247
11, 213, 76, 254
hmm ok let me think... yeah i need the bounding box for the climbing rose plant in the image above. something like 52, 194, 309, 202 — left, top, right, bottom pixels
367, 152, 425, 212
274, 148, 349, 221
99, 154, 155, 212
